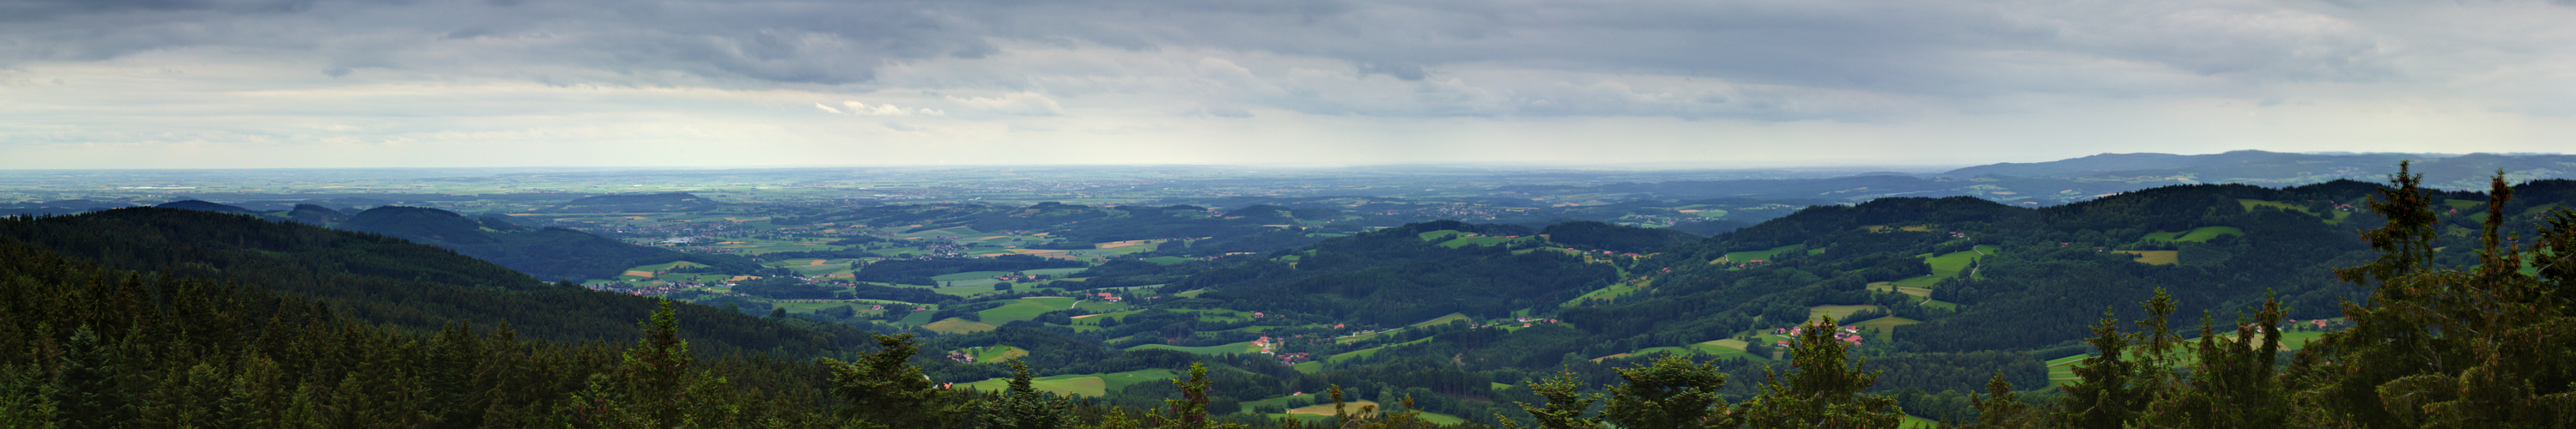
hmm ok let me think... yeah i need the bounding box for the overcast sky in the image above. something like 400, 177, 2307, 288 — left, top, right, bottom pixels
3, 0, 2573, 169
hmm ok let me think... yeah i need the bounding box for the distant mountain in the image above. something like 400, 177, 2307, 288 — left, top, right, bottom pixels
550, 191, 721, 212
1940, 150, 2576, 190
285, 203, 350, 224
340, 205, 761, 280
155, 199, 258, 214
1489, 151, 2576, 208
1503, 174, 1954, 201
0, 199, 137, 216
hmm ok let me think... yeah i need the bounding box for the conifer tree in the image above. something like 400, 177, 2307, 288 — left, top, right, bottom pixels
1601, 353, 1733, 429
1497, 371, 1602, 429
830, 333, 962, 429
1959, 372, 2037, 428
1326, 384, 1435, 429
2141, 297, 2287, 427
983, 358, 1071, 429
569, 299, 739, 428
2285, 168, 2576, 427
51, 324, 127, 429
0, 363, 57, 428
2054, 310, 2139, 429
1735, 317, 1901, 428
1151, 362, 1245, 429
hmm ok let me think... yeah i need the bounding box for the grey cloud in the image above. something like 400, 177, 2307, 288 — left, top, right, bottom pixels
0, 0, 2556, 121
1358, 62, 1425, 81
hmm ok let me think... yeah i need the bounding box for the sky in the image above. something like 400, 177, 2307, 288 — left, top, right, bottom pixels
3, 0, 2573, 169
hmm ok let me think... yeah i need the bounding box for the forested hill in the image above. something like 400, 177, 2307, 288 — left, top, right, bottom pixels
0, 208, 872, 356
1617, 178, 2576, 353
336, 205, 763, 280
1051, 178, 2576, 420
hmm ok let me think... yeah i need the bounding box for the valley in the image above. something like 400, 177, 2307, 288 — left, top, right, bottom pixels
4, 154, 2575, 426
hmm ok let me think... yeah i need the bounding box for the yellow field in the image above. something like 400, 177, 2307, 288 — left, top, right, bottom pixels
924, 317, 998, 335
2117, 251, 2179, 265
1096, 240, 1151, 249
622, 270, 653, 277
1289, 401, 1380, 417
1865, 281, 1933, 298
1006, 249, 1077, 259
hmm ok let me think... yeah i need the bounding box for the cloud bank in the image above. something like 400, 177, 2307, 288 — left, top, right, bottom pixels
2, 0, 2573, 167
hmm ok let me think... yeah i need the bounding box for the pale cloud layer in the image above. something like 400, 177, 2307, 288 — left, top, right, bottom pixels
2, 0, 2573, 168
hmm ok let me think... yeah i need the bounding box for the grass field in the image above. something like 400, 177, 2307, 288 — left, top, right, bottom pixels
1291, 361, 1323, 373
1619, 341, 1769, 362
1437, 235, 1528, 248
1719, 245, 1803, 265
1331, 337, 1432, 363
1128, 341, 1263, 355
923, 317, 998, 335
2045, 353, 2089, 385
2240, 199, 2351, 223
1283, 401, 1466, 425
1887, 275, 1946, 287
2142, 227, 2245, 243
1564, 281, 1643, 306
1902, 414, 1939, 428
957, 345, 1028, 364
1865, 281, 1933, 298
1926, 245, 1998, 278
1883, 245, 1997, 287
2117, 250, 2180, 265
1850, 316, 1922, 336
1809, 305, 1881, 323
1408, 312, 1473, 328
973, 297, 1079, 324
957, 368, 1176, 397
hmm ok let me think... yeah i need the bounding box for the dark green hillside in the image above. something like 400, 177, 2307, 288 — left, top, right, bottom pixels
338, 205, 761, 280
1192, 221, 1616, 324
155, 199, 257, 214
284, 203, 348, 224
0, 208, 861, 356
549, 191, 720, 212
1540, 221, 1701, 253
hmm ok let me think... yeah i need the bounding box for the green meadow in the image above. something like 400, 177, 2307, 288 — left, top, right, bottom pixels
957, 368, 1178, 397
2141, 226, 2244, 243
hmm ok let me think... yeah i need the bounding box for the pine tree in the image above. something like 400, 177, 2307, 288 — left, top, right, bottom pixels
51, 324, 128, 429
1497, 371, 1602, 429
569, 299, 739, 428
830, 333, 962, 429
1735, 317, 1902, 428
0, 363, 57, 429
1150, 362, 1244, 429
2140, 296, 2287, 428
2054, 310, 2139, 429
1959, 372, 2038, 428
2283, 169, 2576, 427
983, 358, 1071, 429
1601, 353, 1733, 429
